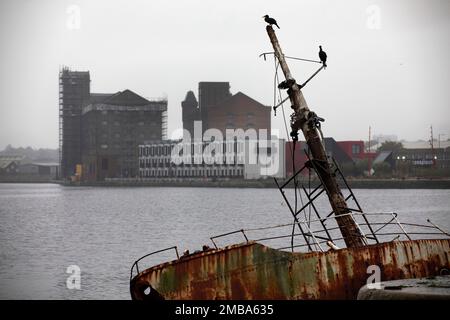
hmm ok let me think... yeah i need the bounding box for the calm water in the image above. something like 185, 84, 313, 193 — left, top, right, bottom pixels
0, 183, 449, 300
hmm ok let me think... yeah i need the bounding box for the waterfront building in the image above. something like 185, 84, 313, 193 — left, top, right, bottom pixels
59, 67, 167, 181
182, 82, 271, 137
81, 90, 167, 181
138, 138, 286, 180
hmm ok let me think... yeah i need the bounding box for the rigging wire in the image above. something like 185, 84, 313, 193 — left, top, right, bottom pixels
260, 52, 322, 64
285, 55, 322, 64
274, 60, 305, 212
273, 56, 314, 250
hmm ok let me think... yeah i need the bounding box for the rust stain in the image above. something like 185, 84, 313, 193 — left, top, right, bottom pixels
130, 239, 450, 300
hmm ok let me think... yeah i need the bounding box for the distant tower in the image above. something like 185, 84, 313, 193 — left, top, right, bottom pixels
430, 125, 436, 168
198, 82, 231, 130
59, 67, 90, 179
181, 91, 200, 139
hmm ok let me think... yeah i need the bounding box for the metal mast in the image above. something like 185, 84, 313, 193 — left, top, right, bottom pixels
430, 125, 436, 168
266, 25, 366, 248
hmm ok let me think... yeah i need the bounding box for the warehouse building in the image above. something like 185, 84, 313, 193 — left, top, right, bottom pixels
181, 82, 271, 138
59, 67, 167, 181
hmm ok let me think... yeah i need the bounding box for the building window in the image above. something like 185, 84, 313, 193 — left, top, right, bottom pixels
352, 144, 361, 154
226, 113, 235, 128
101, 158, 109, 170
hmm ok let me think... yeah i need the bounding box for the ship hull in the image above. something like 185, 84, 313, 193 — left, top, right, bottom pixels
130, 239, 450, 300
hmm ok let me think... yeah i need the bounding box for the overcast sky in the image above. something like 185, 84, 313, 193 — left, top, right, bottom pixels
0, 0, 449, 149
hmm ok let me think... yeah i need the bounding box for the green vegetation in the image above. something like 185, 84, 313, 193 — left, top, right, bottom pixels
373, 162, 392, 177
378, 141, 403, 152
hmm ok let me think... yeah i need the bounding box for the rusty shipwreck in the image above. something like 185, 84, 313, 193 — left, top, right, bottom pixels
129, 25, 450, 300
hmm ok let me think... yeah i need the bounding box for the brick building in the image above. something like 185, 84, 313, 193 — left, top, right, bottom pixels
285, 139, 372, 177
81, 90, 167, 181
59, 68, 167, 181
337, 140, 377, 162
182, 82, 271, 138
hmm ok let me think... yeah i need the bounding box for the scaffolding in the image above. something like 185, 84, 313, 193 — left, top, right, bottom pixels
161, 109, 168, 140
59, 67, 90, 179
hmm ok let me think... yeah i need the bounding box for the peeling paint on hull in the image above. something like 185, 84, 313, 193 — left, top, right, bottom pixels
130, 239, 450, 300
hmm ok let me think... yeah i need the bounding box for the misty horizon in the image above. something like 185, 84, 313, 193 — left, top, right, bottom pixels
0, 0, 449, 150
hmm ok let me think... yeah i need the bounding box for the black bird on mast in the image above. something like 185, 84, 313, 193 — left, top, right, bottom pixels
319, 45, 327, 68
263, 15, 280, 29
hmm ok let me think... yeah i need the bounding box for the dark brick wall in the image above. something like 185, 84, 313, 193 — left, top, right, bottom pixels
206, 92, 271, 139
81, 109, 163, 180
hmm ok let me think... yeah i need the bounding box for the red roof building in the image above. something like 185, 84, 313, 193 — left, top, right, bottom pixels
337, 141, 377, 162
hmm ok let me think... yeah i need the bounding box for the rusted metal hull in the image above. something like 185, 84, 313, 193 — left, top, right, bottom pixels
130, 239, 450, 300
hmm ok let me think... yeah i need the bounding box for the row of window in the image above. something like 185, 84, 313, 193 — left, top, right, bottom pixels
398, 154, 449, 160
139, 142, 253, 157
139, 156, 245, 167
100, 120, 159, 126
98, 110, 161, 115
95, 144, 141, 150
226, 113, 255, 120
139, 167, 244, 178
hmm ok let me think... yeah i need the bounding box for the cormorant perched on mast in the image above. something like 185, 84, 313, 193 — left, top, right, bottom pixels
263, 15, 280, 29
319, 45, 327, 68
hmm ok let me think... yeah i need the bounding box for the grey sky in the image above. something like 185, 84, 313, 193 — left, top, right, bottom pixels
0, 0, 449, 149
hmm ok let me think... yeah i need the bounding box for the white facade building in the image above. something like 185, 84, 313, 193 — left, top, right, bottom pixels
138, 138, 285, 180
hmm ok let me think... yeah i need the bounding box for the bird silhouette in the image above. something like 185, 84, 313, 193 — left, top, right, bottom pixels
319, 45, 327, 68
263, 15, 280, 29
277, 78, 296, 89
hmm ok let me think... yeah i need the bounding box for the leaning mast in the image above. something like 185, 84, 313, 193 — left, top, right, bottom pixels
266, 25, 365, 248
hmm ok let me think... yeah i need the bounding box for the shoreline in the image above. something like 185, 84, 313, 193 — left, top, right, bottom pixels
2, 178, 450, 189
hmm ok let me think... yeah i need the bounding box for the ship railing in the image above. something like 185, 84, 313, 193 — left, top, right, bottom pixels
210, 229, 249, 249
129, 213, 449, 280
208, 212, 450, 253
130, 246, 179, 281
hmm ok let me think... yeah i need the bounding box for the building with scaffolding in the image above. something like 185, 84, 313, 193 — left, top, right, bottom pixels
59, 67, 167, 181
59, 68, 90, 178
